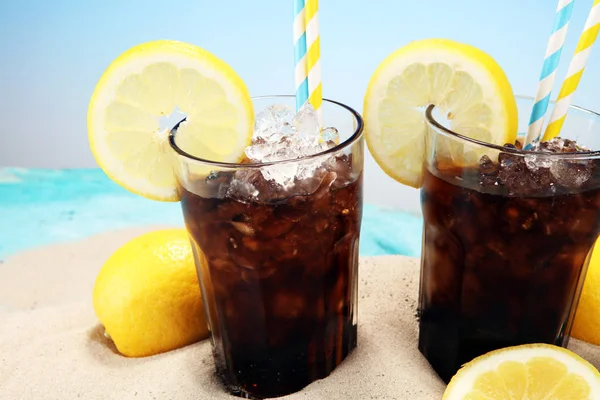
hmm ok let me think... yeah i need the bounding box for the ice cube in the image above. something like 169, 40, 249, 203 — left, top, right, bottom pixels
260, 137, 300, 162
535, 155, 553, 169
254, 104, 295, 141
319, 140, 337, 151
536, 137, 586, 153
228, 179, 259, 201
293, 103, 320, 145
479, 155, 499, 175
540, 138, 565, 153
245, 139, 272, 162
296, 159, 322, 181
192, 170, 230, 198
549, 160, 570, 185
295, 141, 333, 176
241, 103, 342, 193
549, 160, 592, 188
260, 163, 298, 189
280, 122, 296, 136
321, 127, 339, 143
246, 135, 304, 163
524, 155, 539, 172
227, 170, 261, 200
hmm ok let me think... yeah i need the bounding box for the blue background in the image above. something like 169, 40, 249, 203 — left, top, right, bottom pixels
2, 0, 599, 169
1, 0, 599, 257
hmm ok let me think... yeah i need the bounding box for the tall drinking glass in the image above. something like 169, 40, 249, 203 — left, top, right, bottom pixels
418, 96, 600, 383
170, 95, 364, 399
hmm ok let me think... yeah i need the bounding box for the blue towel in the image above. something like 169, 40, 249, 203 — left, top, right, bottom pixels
361, 205, 422, 258
0, 168, 423, 259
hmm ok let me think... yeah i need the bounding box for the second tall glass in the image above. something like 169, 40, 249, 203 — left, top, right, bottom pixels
418, 96, 600, 382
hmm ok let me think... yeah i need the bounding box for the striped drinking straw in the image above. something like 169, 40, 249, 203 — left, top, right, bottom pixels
524, 0, 575, 148
544, 0, 600, 141
294, 0, 309, 111
304, 0, 323, 126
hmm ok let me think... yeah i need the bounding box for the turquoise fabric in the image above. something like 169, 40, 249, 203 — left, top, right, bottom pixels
0, 168, 423, 259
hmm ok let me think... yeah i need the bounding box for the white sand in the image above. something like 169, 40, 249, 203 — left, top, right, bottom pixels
1, 227, 599, 399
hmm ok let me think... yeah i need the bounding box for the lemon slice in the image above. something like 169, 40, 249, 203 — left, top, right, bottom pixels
443, 344, 600, 400
87, 40, 254, 201
363, 38, 518, 188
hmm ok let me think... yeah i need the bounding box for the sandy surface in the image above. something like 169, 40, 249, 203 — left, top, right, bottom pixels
1, 226, 599, 399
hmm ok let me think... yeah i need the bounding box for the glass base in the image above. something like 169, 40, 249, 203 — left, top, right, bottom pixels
217, 324, 358, 399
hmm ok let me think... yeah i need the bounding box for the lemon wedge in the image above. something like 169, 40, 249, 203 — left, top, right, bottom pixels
87, 40, 254, 201
363, 38, 518, 188
443, 344, 600, 400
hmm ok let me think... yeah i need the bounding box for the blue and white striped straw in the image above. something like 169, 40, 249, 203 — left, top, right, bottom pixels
544, 0, 600, 141
525, 0, 575, 147
294, 0, 309, 111
305, 0, 323, 126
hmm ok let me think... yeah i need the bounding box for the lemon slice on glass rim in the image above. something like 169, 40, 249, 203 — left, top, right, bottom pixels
87, 40, 254, 201
363, 38, 518, 188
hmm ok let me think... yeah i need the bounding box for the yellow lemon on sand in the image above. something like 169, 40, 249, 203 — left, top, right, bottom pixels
92, 229, 208, 357
443, 343, 600, 399
572, 240, 600, 346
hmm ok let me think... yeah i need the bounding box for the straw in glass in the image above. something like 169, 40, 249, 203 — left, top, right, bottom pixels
544, 0, 600, 141
294, 0, 309, 111
524, 0, 575, 147
305, 0, 322, 126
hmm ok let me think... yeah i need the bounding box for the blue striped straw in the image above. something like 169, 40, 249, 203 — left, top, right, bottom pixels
524, 0, 575, 147
544, 0, 600, 141
294, 0, 309, 111
304, 0, 323, 126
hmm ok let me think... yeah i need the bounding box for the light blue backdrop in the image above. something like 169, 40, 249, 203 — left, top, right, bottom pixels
2, 0, 599, 169
1, 1, 599, 257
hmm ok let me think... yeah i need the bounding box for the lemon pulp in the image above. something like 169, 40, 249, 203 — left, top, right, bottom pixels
363, 38, 518, 188
87, 40, 254, 201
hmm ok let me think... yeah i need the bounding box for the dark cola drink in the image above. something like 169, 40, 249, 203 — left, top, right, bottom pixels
418, 138, 600, 383
180, 154, 362, 399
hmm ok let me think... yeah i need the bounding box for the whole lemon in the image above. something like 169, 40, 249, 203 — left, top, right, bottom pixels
92, 228, 209, 357
572, 240, 600, 346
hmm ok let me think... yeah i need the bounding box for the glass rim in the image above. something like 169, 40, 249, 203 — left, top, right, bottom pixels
425, 94, 600, 159
168, 94, 364, 168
